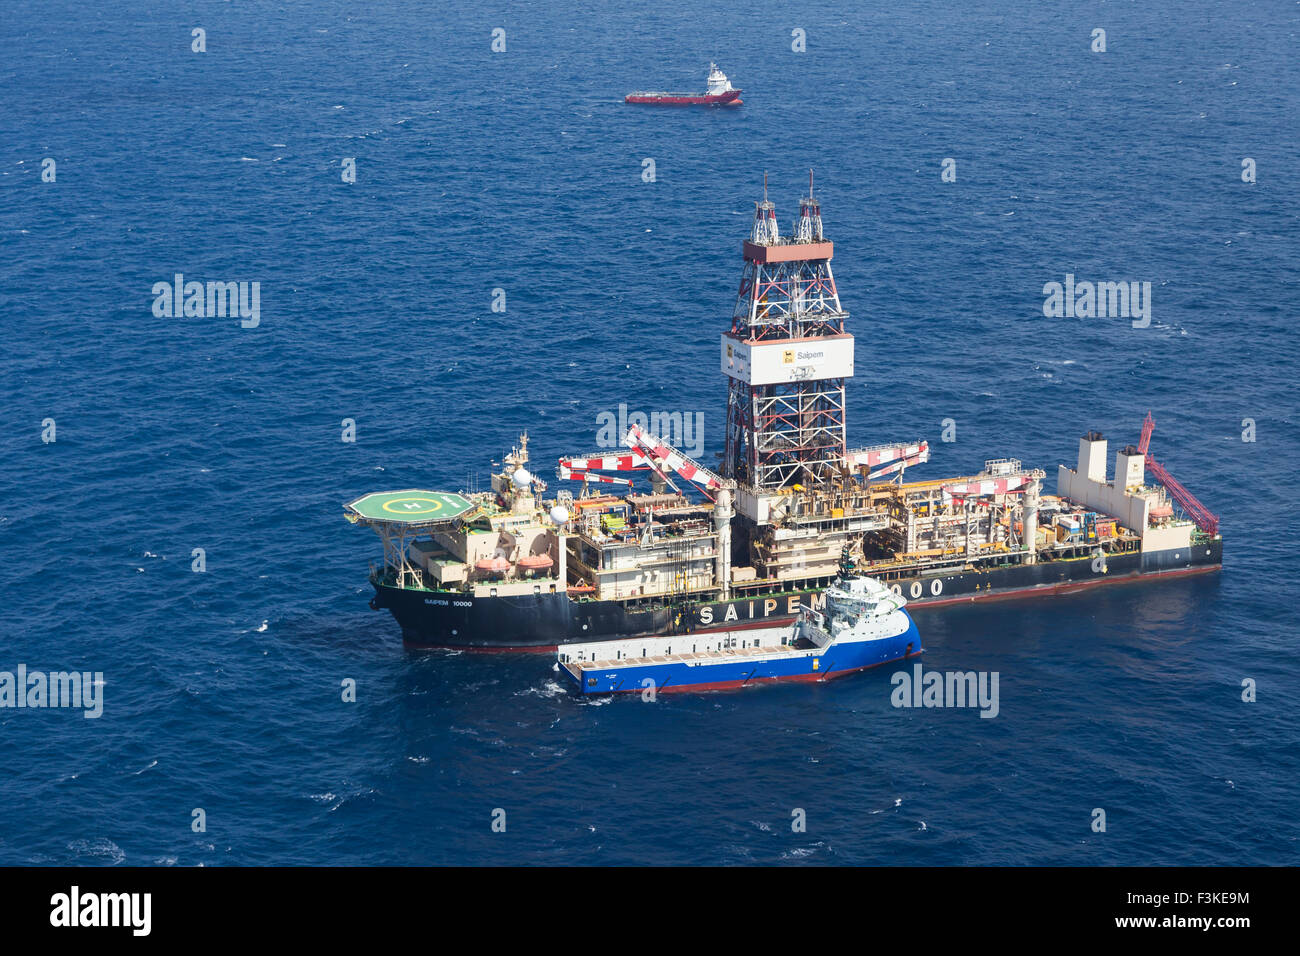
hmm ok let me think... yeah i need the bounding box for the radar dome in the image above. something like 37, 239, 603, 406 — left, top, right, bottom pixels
549, 505, 570, 525
511, 468, 532, 489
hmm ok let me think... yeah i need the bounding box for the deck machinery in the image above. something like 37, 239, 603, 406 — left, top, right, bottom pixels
345, 178, 1222, 649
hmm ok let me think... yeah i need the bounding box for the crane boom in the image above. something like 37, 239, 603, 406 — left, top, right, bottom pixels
557, 449, 650, 473
557, 466, 634, 487
941, 472, 1041, 503
1138, 410, 1155, 455
849, 441, 930, 476
868, 449, 930, 480
624, 424, 726, 500
1146, 457, 1219, 537
1133, 411, 1220, 537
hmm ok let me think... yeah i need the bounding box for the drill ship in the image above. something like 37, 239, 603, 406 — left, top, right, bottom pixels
345, 180, 1222, 650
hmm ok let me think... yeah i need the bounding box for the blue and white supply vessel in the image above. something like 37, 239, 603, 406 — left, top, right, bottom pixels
559, 575, 922, 694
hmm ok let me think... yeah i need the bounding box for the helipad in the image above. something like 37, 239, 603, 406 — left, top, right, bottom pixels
346, 490, 475, 524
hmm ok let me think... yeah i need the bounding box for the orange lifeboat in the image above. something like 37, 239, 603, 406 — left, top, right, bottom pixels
474, 555, 511, 575
517, 554, 554, 573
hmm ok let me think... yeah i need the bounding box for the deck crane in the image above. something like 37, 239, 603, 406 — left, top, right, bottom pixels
623, 424, 727, 501
556, 447, 650, 492
556, 466, 635, 488
940, 467, 1046, 506
935, 463, 1047, 554
1136, 411, 1220, 537
849, 441, 931, 481
556, 426, 729, 501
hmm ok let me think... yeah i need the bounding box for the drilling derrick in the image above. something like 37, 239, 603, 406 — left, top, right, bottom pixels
720, 175, 922, 585
723, 173, 852, 491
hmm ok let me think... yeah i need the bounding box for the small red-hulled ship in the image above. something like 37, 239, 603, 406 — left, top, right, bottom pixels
625, 63, 742, 106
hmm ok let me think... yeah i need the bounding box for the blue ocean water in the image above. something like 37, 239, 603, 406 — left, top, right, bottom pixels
1, 0, 1297, 865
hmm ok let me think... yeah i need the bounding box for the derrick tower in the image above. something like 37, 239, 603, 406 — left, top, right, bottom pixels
722, 173, 853, 490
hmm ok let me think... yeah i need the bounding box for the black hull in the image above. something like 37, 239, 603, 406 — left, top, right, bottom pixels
372, 538, 1222, 650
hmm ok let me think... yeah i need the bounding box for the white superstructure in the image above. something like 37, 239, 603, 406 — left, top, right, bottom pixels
705, 63, 733, 96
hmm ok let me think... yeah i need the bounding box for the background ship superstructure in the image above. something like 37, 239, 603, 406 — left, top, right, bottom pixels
347, 182, 1222, 649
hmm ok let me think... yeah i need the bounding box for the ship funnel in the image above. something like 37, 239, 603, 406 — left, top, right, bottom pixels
1078, 433, 1108, 484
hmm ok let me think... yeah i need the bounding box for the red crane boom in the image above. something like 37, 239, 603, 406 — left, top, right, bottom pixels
1136, 411, 1220, 537
1137, 411, 1155, 456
